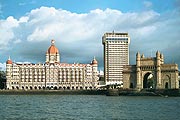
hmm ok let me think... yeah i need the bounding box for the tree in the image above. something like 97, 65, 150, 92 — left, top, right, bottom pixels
0, 71, 6, 89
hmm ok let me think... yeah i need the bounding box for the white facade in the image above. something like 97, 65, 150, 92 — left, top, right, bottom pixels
102, 32, 130, 85
6, 40, 99, 90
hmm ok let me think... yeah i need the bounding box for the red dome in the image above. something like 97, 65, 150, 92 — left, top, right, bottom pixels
6, 59, 12, 64
47, 40, 59, 54
92, 58, 98, 64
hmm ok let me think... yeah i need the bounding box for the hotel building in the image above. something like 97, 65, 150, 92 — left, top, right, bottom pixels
6, 40, 99, 90
102, 32, 130, 85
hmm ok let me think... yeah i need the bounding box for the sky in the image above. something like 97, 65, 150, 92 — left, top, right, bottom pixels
0, 0, 180, 71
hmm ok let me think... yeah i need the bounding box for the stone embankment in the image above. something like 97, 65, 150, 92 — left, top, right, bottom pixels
0, 89, 179, 96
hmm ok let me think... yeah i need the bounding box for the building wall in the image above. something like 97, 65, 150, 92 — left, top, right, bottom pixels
6, 63, 98, 90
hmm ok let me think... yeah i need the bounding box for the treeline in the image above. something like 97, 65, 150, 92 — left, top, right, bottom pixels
0, 71, 6, 89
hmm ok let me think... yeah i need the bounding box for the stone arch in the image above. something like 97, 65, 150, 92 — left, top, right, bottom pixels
54, 86, 57, 90
130, 83, 134, 88
63, 86, 66, 90
163, 75, 171, 89
143, 72, 156, 89
30, 86, 32, 90
67, 86, 70, 90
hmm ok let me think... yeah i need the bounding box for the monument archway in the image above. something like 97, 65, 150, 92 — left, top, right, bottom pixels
123, 51, 179, 89
143, 72, 156, 89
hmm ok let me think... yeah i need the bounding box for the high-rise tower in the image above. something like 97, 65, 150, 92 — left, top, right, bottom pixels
102, 32, 130, 85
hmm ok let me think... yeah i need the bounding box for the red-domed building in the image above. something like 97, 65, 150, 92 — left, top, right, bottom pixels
6, 40, 99, 90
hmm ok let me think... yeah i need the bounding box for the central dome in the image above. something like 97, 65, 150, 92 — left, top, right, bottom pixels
47, 40, 59, 54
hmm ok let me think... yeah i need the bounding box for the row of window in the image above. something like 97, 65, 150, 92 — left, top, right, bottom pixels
10, 86, 96, 90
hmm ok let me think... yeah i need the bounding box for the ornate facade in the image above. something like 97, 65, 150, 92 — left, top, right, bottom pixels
123, 51, 179, 89
6, 40, 99, 90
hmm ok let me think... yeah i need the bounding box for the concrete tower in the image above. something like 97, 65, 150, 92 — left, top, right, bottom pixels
102, 32, 130, 85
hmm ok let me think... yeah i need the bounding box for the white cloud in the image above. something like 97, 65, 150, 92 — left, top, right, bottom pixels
0, 7, 179, 68
13, 39, 21, 44
19, 0, 36, 6
143, 1, 153, 8
0, 16, 19, 50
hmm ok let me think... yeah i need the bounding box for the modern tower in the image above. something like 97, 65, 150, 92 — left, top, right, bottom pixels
102, 32, 130, 85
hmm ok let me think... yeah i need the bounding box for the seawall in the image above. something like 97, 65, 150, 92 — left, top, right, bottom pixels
0, 90, 107, 95
0, 89, 180, 96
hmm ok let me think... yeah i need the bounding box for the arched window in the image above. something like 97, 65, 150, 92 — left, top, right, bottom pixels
63, 86, 66, 90
67, 86, 70, 90
30, 86, 32, 90
54, 86, 57, 90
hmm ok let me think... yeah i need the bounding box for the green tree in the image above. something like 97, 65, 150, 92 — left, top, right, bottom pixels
0, 71, 6, 89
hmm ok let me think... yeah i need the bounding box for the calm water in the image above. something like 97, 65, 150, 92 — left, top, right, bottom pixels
0, 95, 180, 120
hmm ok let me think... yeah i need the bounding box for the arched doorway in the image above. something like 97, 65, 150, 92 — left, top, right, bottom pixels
130, 83, 133, 88
164, 75, 170, 89
165, 82, 168, 89
143, 73, 155, 89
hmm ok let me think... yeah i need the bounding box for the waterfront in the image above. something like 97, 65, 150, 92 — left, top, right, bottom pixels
0, 95, 180, 120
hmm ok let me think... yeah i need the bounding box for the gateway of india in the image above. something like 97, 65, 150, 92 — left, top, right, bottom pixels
6, 40, 99, 90
123, 51, 179, 89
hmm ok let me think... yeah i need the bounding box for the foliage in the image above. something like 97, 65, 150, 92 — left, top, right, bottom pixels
0, 71, 6, 89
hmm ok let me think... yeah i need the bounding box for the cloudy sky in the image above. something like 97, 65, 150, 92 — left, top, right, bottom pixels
0, 0, 180, 70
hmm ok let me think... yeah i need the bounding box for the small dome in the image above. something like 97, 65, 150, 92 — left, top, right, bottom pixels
47, 40, 59, 54
6, 59, 12, 64
92, 57, 98, 64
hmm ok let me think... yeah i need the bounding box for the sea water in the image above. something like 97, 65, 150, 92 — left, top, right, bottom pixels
0, 95, 180, 120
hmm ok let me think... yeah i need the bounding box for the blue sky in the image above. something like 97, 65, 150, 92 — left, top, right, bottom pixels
0, 0, 180, 70
0, 0, 175, 19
